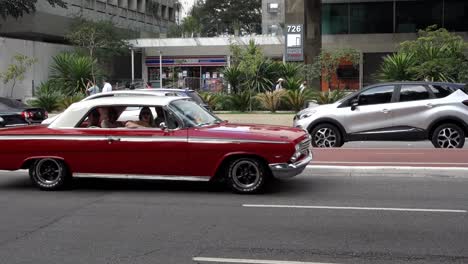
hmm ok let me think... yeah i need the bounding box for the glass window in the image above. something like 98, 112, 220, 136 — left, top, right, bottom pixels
396, 0, 443, 33
444, 0, 468, 32
322, 4, 349, 34
399, 85, 430, 102
350, 2, 393, 34
429, 85, 453, 98
358, 85, 395, 105
268, 3, 279, 13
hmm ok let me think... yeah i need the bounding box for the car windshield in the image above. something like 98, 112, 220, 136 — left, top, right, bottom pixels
169, 99, 221, 127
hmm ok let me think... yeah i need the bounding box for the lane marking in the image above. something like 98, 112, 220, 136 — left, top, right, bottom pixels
193, 257, 337, 264
242, 204, 467, 213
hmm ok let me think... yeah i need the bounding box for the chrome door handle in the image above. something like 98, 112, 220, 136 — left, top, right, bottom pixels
107, 136, 121, 143
382, 109, 390, 114
426, 103, 434, 108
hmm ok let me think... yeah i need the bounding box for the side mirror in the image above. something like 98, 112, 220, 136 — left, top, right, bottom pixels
159, 122, 168, 131
0, 116, 5, 127
351, 98, 359, 111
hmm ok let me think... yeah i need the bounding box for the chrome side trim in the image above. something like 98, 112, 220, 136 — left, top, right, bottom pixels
73, 173, 210, 182
356, 128, 422, 135
0, 135, 289, 144
189, 138, 289, 144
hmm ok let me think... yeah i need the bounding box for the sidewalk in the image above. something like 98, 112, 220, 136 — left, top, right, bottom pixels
216, 113, 295, 126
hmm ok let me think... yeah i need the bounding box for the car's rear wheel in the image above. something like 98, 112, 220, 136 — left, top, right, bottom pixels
29, 158, 71, 190
431, 124, 465, 148
310, 124, 343, 148
226, 157, 267, 194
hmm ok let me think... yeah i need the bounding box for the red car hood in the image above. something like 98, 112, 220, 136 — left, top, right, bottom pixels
196, 123, 308, 143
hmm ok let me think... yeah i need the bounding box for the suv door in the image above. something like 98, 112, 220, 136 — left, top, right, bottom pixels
391, 84, 435, 139
341, 85, 397, 138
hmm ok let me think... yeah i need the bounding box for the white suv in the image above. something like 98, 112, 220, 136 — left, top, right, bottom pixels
294, 82, 468, 148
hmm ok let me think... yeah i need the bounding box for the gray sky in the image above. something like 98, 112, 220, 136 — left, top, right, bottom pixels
180, 0, 196, 17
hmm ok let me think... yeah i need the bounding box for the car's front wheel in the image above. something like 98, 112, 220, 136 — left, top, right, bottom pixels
226, 157, 267, 194
310, 124, 343, 148
29, 158, 71, 190
431, 123, 465, 148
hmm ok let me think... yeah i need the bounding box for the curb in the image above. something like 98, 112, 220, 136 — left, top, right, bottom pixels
304, 165, 468, 179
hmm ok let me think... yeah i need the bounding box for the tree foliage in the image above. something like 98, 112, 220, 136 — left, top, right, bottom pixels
190, 0, 261, 36
0, 53, 37, 97
378, 26, 468, 82
0, 0, 66, 19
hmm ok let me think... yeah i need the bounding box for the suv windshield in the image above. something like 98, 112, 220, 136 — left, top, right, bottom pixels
169, 99, 220, 127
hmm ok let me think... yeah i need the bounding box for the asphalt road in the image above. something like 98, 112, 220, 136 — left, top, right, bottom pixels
0, 170, 467, 264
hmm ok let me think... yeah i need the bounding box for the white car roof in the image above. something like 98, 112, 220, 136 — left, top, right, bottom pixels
84, 90, 174, 101
49, 96, 189, 128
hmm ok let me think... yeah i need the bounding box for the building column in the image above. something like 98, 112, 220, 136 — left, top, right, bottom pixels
131, 48, 135, 82
285, 0, 321, 64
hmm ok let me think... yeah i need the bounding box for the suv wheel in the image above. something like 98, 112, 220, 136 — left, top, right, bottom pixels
431, 124, 465, 148
310, 124, 343, 148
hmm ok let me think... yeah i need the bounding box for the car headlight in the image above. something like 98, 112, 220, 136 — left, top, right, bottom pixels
290, 143, 302, 163
297, 110, 316, 120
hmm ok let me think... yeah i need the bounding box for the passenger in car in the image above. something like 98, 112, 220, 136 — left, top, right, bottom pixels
125, 107, 155, 128
154, 107, 165, 128
87, 109, 101, 128
101, 107, 120, 128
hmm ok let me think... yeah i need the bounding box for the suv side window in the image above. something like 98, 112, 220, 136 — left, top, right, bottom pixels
399, 85, 430, 102
429, 85, 453, 98
358, 85, 395, 106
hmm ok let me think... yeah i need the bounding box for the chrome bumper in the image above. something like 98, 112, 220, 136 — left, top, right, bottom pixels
269, 153, 312, 180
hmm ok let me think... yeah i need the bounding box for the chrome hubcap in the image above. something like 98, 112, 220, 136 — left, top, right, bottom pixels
232, 160, 260, 189
35, 159, 62, 185
314, 128, 337, 148
437, 128, 461, 148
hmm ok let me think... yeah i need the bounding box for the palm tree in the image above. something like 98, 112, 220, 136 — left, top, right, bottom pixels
283, 89, 313, 112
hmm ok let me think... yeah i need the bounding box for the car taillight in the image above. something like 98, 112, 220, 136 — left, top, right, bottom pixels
21, 111, 31, 119
463, 100, 468, 106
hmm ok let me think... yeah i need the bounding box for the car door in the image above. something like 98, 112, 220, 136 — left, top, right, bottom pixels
342, 85, 397, 137
71, 106, 189, 176
390, 84, 436, 138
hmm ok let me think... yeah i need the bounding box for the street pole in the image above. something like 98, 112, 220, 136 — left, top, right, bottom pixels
131, 48, 135, 83
159, 51, 163, 88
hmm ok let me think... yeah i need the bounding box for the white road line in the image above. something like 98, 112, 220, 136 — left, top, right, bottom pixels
374, 152, 425, 155
242, 204, 467, 213
193, 257, 337, 264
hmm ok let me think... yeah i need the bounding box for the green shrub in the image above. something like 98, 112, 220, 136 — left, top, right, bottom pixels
199, 92, 220, 110
255, 90, 286, 113
312, 90, 347, 105
283, 89, 314, 112
376, 53, 417, 82
28, 81, 63, 112
49, 52, 99, 96
59, 94, 86, 110
227, 91, 256, 112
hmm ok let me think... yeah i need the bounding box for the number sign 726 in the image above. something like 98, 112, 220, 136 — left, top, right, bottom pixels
287, 25, 302, 33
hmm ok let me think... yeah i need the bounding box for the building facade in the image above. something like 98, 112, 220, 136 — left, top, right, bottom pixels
0, 0, 181, 42
263, 0, 468, 88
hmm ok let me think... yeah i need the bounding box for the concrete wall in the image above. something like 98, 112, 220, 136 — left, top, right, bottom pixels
0, 37, 72, 100
262, 0, 285, 35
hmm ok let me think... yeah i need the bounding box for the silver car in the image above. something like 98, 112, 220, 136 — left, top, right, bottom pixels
294, 82, 468, 148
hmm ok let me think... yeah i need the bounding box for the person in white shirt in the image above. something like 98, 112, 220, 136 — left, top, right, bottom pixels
299, 81, 307, 92
275, 78, 284, 91
102, 79, 112, 93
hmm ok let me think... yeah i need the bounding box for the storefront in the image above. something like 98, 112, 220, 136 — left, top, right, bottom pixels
145, 56, 227, 92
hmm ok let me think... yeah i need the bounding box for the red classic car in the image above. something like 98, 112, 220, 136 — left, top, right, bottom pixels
0, 96, 312, 193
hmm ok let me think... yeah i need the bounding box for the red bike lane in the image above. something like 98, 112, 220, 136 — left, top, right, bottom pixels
311, 148, 468, 168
